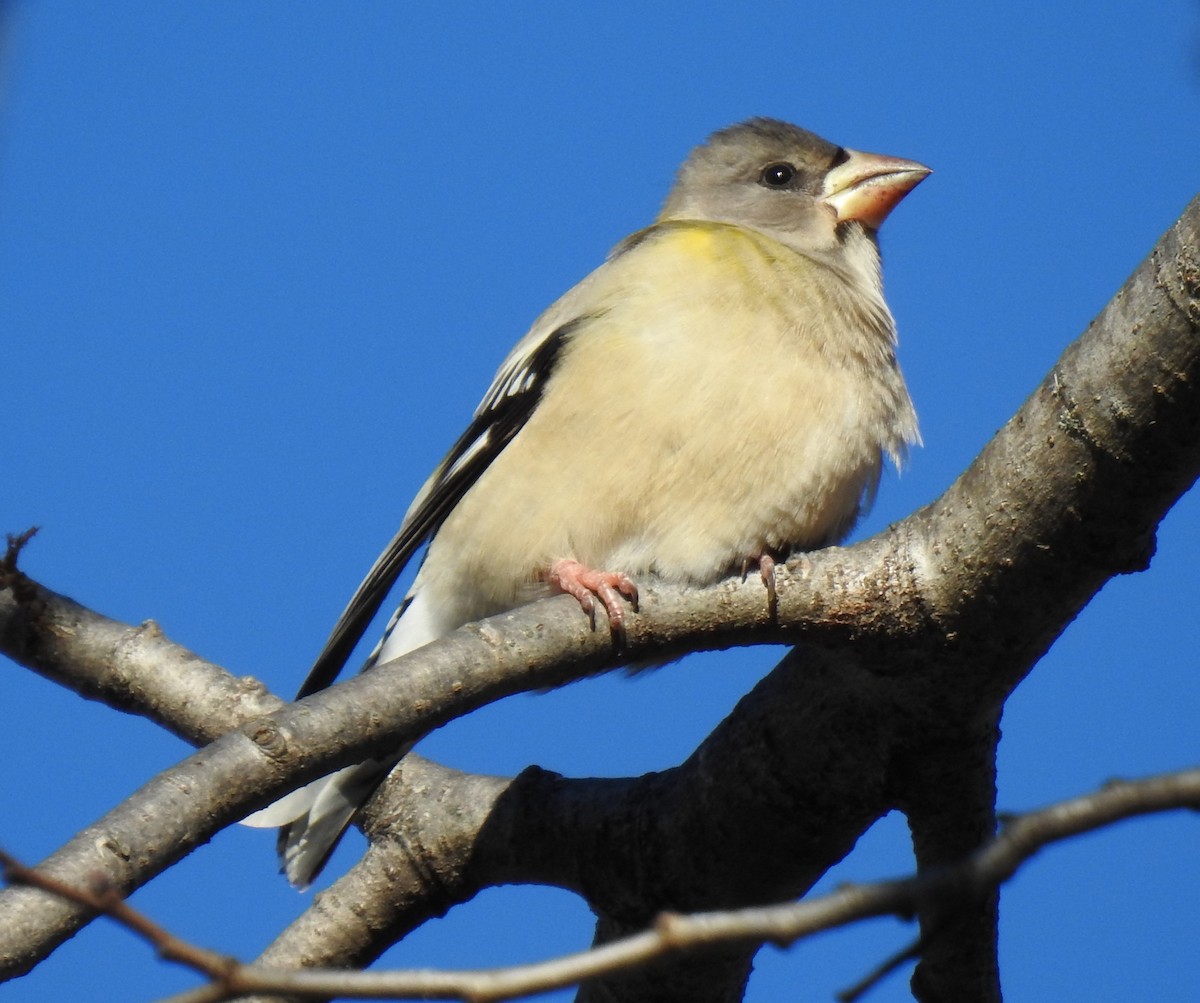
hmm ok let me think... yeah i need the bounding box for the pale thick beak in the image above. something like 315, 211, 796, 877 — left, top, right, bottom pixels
820, 149, 931, 229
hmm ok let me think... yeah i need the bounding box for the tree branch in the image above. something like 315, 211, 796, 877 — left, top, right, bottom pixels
0, 546, 914, 980
1, 193, 1198, 1001
5, 766, 1197, 1002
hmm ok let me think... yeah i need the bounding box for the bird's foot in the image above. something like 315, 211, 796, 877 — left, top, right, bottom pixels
548, 559, 639, 636
741, 551, 779, 612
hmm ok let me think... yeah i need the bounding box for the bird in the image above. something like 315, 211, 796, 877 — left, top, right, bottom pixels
243, 117, 929, 888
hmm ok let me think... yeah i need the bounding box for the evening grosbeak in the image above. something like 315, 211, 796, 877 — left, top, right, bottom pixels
245, 118, 929, 887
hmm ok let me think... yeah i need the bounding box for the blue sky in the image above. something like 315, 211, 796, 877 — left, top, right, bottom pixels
2, 3, 1199, 1001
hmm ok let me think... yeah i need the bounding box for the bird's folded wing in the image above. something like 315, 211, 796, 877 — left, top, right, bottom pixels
294, 316, 581, 697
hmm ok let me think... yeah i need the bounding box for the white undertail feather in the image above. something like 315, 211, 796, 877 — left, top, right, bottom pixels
242, 592, 453, 888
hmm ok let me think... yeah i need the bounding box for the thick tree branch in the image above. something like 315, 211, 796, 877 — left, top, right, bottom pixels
895, 720, 1000, 1001
1, 194, 1197, 1001
0, 549, 912, 980
0, 575, 281, 747
4, 766, 1197, 1003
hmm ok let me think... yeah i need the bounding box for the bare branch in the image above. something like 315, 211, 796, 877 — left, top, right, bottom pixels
2, 193, 1198, 1000
2, 527, 39, 569
6, 767, 1197, 1002
0, 573, 281, 747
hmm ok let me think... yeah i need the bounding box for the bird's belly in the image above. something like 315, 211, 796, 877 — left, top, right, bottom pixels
421, 355, 892, 617
419, 233, 912, 624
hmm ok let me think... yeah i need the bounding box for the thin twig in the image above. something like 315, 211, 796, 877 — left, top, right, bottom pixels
0, 851, 238, 982
6, 765, 1198, 1002
1, 527, 38, 584
836, 933, 926, 1003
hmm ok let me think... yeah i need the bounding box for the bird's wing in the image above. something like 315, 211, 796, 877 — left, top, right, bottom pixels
295, 313, 593, 699
295, 225, 670, 698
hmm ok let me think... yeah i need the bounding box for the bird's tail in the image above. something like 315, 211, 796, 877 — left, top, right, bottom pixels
242, 752, 405, 888
243, 590, 440, 886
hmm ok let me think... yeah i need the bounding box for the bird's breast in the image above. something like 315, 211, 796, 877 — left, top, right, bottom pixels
421, 222, 916, 617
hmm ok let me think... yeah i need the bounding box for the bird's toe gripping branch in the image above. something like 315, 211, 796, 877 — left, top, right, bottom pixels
740, 551, 780, 613
547, 558, 640, 637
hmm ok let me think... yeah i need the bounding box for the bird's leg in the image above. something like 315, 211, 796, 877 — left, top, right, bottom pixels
547, 559, 639, 636
741, 551, 778, 612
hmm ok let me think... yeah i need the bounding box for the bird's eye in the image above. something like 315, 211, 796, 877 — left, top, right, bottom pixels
759, 162, 796, 188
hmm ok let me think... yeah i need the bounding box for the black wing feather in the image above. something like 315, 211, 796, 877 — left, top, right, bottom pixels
295, 321, 577, 698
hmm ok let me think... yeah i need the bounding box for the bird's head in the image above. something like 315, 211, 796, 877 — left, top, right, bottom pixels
658, 117, 930, 260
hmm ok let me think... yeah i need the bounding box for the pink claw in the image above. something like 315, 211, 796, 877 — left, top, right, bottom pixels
741, 552, 778, 610
757, 552, 777, 608
548, 559, 639, 636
